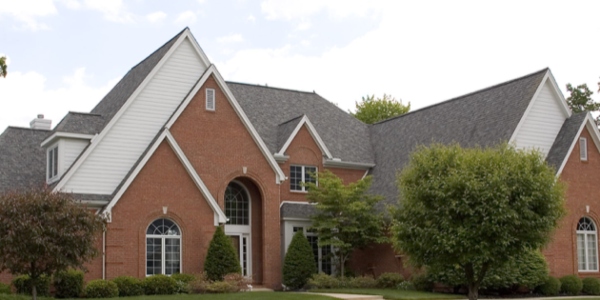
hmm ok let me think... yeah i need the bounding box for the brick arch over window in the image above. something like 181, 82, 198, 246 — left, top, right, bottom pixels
577, 216, 598, 272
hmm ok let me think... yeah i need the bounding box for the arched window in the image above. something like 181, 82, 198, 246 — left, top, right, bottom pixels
146, 218, 181, 275
225, 182, 249, 225
577, 217, 598, 271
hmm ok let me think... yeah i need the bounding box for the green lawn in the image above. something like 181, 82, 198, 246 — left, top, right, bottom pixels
0, 292, 336, 300
310, 288, 464, 300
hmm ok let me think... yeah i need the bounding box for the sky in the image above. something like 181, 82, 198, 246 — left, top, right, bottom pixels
1, 0, 600, 131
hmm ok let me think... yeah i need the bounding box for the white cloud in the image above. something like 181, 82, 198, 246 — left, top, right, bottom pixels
82, 0, 135, 23
247, 14, 256, 22
175, 10, 197, 25
0, 68, 117, 131
146, 11, 166, 23
217, 34, 244, 44
260, 0, 384, 21
296, 20, 311, 31
0, 0, 57, 31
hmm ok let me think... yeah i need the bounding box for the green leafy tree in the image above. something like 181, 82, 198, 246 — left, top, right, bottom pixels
393, 143, 565, 300
351, 94, 410, 124
566, 83, 599, 113
204, 226, 241, 281
283, 230, 317, 289
0, 189, 106, 300
306, 170, 386, 278
0, 56, 6, 78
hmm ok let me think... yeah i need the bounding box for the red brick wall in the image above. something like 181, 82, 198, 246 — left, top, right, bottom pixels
544, 128, 600, 278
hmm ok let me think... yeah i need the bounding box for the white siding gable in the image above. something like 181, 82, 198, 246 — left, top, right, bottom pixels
61, 37, 207, 194
61, 138, 89, 175
512, 78, 569, 157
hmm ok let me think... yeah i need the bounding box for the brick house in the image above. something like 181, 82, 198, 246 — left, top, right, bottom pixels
1, 28, 599, 288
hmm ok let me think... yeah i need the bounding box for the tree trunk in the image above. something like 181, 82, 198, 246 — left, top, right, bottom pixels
467, 283, 478, 300
32, 285, 37, 300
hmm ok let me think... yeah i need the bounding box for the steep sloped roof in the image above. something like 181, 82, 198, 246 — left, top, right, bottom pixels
52, 112, 105, 135
369, 69, 548, 207
228, 83, 374, 164
546, 112, 588, 171
277, 115, 303, 152
0, 127, 50, 193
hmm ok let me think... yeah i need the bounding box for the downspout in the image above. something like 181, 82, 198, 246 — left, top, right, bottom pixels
102, 227, 106, 280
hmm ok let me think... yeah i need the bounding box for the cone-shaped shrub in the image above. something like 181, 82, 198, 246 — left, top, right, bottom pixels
283, 231, 317, 289
204, 227, 241, 281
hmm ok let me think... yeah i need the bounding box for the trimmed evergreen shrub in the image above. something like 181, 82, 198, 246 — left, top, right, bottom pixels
348, 275, 377, 288
204, 227, 241, 281
84, 280, 119, 298
283, 231, 317, 290
537, 276, 561, 296
12, 274, 50, 296
204, 281, 238, 293
306, 273, 340, 289
54, 269, 84, 298
411, 273, 434, 292
0, 283, 10, 294
111, 276, 144, 297
560, 275, 583, 295
142, 274, 177, 295
583, 277, 600, 295
376, 272, 404, 288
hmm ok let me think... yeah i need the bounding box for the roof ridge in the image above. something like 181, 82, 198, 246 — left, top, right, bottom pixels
128, 27, 187, 71
6, 126, 51, 131
373, 68, 550, 125
226, 81, 316, 95
67, 111, 103, 116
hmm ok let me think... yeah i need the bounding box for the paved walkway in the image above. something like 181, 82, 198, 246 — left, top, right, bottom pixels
307, 293, 384, 300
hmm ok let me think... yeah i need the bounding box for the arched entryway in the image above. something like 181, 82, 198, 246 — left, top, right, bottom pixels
224, 178, 263, 283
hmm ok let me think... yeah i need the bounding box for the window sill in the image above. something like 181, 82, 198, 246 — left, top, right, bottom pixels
290, 190, 309, 194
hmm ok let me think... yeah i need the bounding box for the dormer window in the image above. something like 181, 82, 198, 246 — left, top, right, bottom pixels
206, 88, 215, 111
47, 145, 59, 181
580, 137, 588, 161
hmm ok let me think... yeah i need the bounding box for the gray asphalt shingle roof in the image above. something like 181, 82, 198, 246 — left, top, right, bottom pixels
277, 115, 304, 152
368, 68, 548, 207
229, 83, 375, 164
0, 127, 50, 193
546, 112, 588, 171
281, 202, 317, 219
52, 112, 105, 135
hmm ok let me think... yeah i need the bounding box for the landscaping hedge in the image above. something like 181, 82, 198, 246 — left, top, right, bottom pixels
583, 277, 600, 295
143, 274, 177, 295
376, 272, 404, 288
560, 275, 583, 295
111, 276, 144, 297
84, 280, 119, 298
537, 276, 561, 296
12, 275, 50, 296
54, 270, 84, 298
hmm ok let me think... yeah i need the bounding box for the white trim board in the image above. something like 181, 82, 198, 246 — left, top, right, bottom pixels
41, 132, 94, 147
103, 129, 227, 225
277, 115, 333, 159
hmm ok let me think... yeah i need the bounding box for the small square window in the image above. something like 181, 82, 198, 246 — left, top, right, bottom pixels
580, 137, 588, 161
290, 165, 317, 192
206, 88, 215, 111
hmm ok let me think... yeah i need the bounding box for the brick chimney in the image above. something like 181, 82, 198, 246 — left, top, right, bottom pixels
30, 114, 52, 130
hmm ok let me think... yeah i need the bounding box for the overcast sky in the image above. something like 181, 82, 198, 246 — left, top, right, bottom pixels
1, 0, 600, 131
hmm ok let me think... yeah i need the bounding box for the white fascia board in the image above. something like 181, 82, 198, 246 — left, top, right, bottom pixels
546, 70, 572, 117
103, 129, 227, 225
41, 132, 94, 147
182, 28, 211, 68
53, 32, 190, 193
509, 70, 550, 144
279, 200, 314, 208
277, 115, 333, 159
165, 65, 215, 129
323, 159, 375, 170
210, 67, 286, 184
555, 113, 598, 176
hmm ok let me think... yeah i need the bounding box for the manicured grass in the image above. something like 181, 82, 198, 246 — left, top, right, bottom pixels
311, 288, 464, 300
0, 292, 337, 300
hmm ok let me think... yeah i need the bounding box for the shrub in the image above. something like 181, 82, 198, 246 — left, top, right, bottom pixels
397, 281, 415, 290
583, 277, 600, 295
189, 273, 210, 294
171, 273, 196, 294
0, 283, 10, 294
204, 281, 238, 293
12, 274, 50, 296
142, 274, 177, 295
307, 273, 340, 289
348, 275, 377, 288
204, 227, 241, 281
283, 231, 317, 290
223, 273, 249, 292
377, 272, 404, 288
560, 275, 583, 295
54, 269, 84, 298
84, 280, 119, 298
111, 276, 144, 297
411, 273, 434, 292
537, 276, 561, 296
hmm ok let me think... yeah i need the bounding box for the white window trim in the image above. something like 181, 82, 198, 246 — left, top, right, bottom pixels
580, 137, 588, 161
46, 144, 59, 183
145, 220, 182, 276
577, 217, 598, 272
290, 165, 317, 192
206, 88, 215, 111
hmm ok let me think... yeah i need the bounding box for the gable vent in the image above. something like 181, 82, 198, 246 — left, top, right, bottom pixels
580, 137, 588, 161
206, 88, 215, 111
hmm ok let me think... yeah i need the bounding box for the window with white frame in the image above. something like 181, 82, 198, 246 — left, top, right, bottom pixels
146, 219, 181, 276
290, 165, 317, 192
206, 88, 215, 111
580, 138, 588, 161
47, 146, 58, 180
577, 217, 598, 271
292, 226, 332, 274
225, 182, 249, 225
